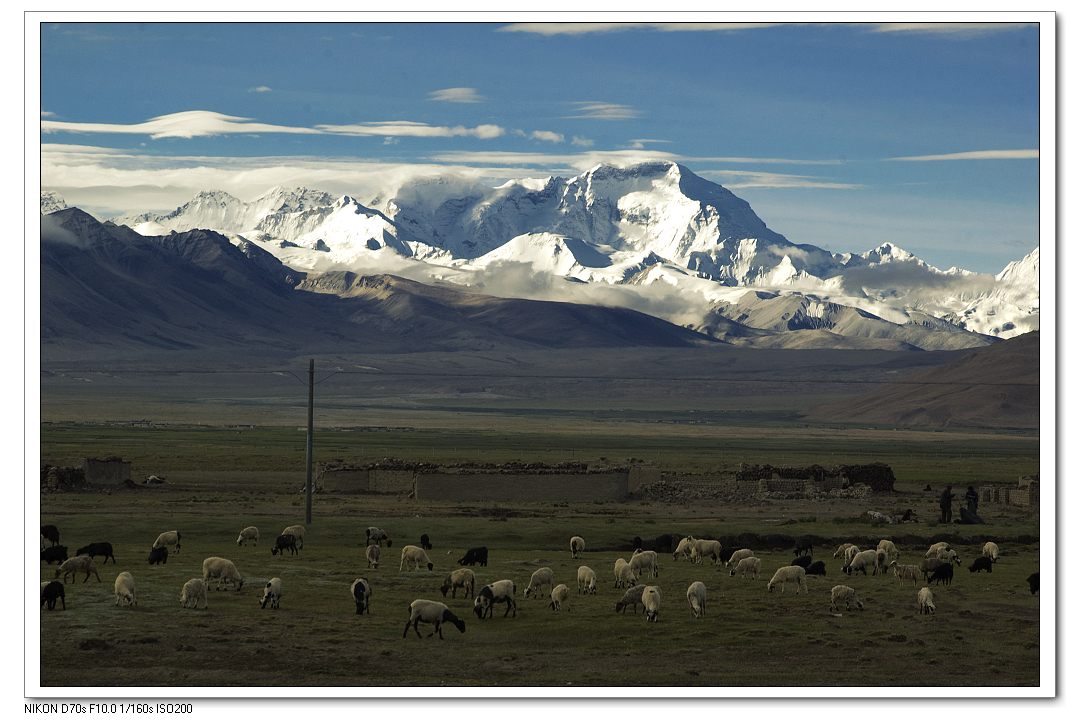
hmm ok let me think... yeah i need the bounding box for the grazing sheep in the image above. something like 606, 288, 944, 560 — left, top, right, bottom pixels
614, 558, 637, 589
180, 578, 208, 609
365, 544, 380, 570
630, 549, 659, 579
55, 555, 100, 583
76, 542, 115, 565
919, 557, 946, 581
926, 542, 951, 558
41, 580, 66, 610
719, 547, 745, 564
929, 564, 954, 586
147, 546, 168, 565
969, 556, 994, 573
642, 586, 662, 622
890, 561, 920, 585
805, 560, 827, 577
351, 578, 372, 615
829, 585, 864, 612
833, 543, 856, 559
936, 548, 961, 566
458, 546, 488, 566
202, 557, 244, 592
41, 546, 68, 565
730, 556, 762, 579
113, 572, 137, 606
152, 530, 182, 554
440, 568, 476, 599
875, 551, 889, 575
524, 567, 555, 599
260, 577, 283, 610
919, 586, 936, 614
686, 581, 706, 618
474, 580, 517, 619
793, 538, 813, 557
403, 599, 466, 639
725, 548, 756, 568
282, 525, 306, 550
41, 525, 60, 547
549, 583, 571, 611
366, 527, 390, 548
577, 566, 597, 595
982, 542, 1000, 563
843, 545, 861, 564
271, 534, 298, 556
570, 535, 585, 559
689, 538, 723, 566
843, 549, 879, 576
877, 539, 898, 562
673, 537, 694, 561
399, 545, 435, 572
791, 555, 813, 570
615, 584, 647, 614
236, 526, 259, 546
768, 566, 808, 594
419, 533, 432, 550
1026, 572, 1039, 595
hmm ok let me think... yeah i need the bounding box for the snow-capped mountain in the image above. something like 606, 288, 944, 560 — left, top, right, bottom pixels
49, 161, 1038, 349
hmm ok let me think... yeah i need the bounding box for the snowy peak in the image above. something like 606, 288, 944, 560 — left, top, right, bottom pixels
40, 190, 68, 215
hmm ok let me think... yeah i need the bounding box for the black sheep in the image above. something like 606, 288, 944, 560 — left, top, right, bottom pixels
271, 533, 298, 556
930, 563, 954, 586
458, 546, 488, 567
76, 542, 115, 565
420, 534, 432, 551
1026, 572, 1039, 595
632, 536, 643, 552
148, 546, 169, 565
791, 555, 813, 569
41, 580, 66, 610
805, 560, 827, 576
652, 534, 679, 555
41, 545, 67, 565
969, 556, 993, 573
41, 525, 60, 547
793, 538, 813, 557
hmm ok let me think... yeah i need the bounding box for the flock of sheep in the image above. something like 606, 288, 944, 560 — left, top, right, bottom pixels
41, 520, 1040, 642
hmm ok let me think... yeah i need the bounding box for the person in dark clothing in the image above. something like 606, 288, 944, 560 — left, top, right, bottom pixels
940, 485, 956, 523
965, 485, 979, 515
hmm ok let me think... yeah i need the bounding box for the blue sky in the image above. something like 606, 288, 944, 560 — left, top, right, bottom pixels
37, 18, 1047, 274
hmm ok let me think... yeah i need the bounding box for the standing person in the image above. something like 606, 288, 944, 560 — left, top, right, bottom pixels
940, 484, 956, 523
965, 485, 979, 515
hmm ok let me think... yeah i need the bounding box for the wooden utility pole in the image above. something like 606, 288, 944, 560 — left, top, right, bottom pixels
305, 358, 313, 525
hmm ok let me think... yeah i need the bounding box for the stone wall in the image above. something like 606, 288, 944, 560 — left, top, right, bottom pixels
415, 472, 628, 503
83, 457, 131, 486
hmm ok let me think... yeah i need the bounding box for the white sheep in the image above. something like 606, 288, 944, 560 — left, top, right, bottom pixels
686, 581, 706, 618
55, 555, 100, 584
876, 539, 898, 561
889, 561, 920, 586
114, 571, 136, 606
642, 585, 662, 622
630, 549, 659, 579
614, 558, 637, 589
439, 568, 476, 599
918, 557, 946, 581
351, 577, 372, 615
689, 538, 722, 566
282, 525, 306, 549
260, 577, 282, 610
180, 578, 207, 609
725, 548, 755, 568
153, 530, 182, 554
615, 584, 647, 613
829, 585, 864, 612
577, 565, 597, 595
202, 557, 244, 591
833, 543, 856, 559
524, 567, 555, 598
366, 527, 391, 547
982, 541, 1000, 563
730, 556, 761, 579
925, 542, 951, 558
936, 548, 961, 565
236, 526, 259, 546
673, 536, 694, 561
919, 586, 936, 614
843, 549, 879, 576
843, 545, 861, 563
366, 544, 380, 569
768, 566, 808, 594
570, 535, 585, 559
473, 579, 517, 619
399, 544, 434, 572
549, 583, 571, 611
402, 599, 467, 639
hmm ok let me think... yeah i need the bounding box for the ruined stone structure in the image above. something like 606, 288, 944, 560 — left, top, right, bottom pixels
83, 457, 131, 486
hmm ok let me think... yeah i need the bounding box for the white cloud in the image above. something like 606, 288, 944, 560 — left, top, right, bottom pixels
698, 169, 861, 189
564, 102, 640, 120
498, 22, 784, 36
317, 121, 505, 139
428, 87, 485, 103
529, 130, 564, 143
887, 149, 1039, 161
249, 86, 272, 93
867, 23, 1037, 38
571, 137, 593, 147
